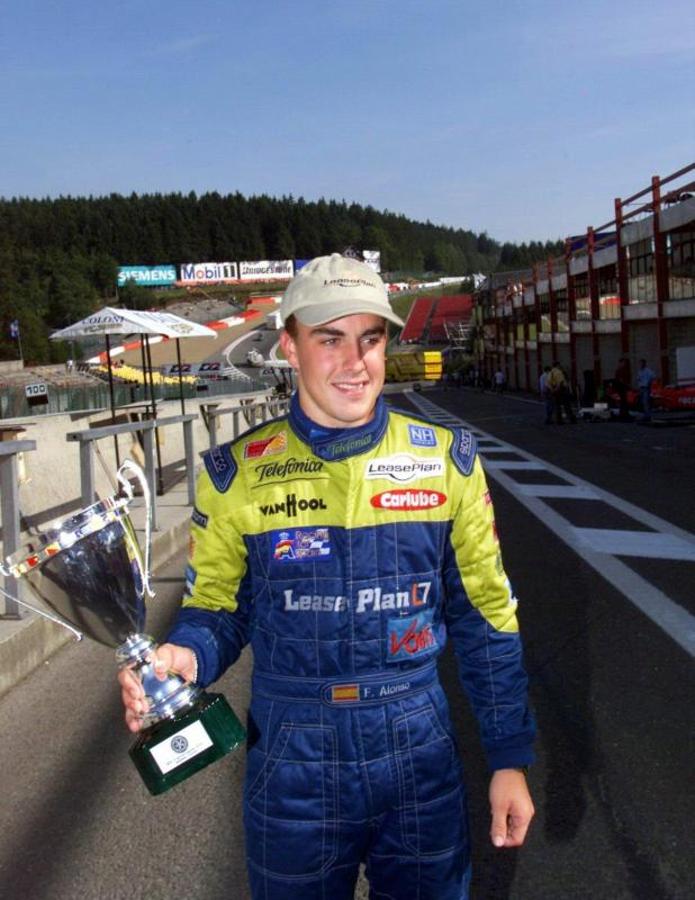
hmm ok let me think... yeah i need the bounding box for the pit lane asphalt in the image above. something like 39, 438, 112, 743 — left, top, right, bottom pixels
0, 387, 692, 899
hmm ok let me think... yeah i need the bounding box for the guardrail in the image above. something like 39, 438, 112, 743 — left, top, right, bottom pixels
66, 414, 198, 531
205, 397, 291, 448
0, 439, 37, 618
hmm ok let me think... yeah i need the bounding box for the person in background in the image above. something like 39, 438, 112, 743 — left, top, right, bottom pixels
539, 365, 553, 424
118, 253, 535, 900
614, 357, 631, 421
494, 367, 506, 393
547, 362, 577, 424
636, 358, 655, 422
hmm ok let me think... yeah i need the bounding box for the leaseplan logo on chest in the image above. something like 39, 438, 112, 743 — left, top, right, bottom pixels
365, 453, 444, 484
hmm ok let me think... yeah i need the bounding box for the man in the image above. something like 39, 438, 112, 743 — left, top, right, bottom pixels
636, 358, 655, 422
614, 357, 631, 421
547, 361, 576, 424
119, 253, 535, 899
539, 365, 553, 424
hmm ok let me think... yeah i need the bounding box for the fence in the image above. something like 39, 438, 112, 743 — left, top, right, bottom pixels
0, 439, 37, 617
0, 395, 290, 618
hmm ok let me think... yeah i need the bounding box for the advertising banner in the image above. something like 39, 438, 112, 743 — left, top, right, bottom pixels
179, 261, 238, 284
118, 266, 177, 287
162, 362, 222, 376
239, 260, 294, 281
362, 250, 381, 273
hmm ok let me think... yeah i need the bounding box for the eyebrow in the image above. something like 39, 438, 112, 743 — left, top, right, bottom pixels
310, 325, 387, 339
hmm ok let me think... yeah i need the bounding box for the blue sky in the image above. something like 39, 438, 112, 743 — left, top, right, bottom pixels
1, 0, 693, 243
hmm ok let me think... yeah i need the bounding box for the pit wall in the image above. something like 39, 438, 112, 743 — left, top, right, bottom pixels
0, 391, 274, 540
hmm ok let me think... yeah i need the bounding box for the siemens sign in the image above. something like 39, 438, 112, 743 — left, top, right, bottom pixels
118, 266, 177, 287
179, 261, 238, 284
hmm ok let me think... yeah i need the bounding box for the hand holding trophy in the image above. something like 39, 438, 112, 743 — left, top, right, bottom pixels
1, 459, 245, 795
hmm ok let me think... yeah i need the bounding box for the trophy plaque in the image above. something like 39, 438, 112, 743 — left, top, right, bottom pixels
1, 460, 245, 795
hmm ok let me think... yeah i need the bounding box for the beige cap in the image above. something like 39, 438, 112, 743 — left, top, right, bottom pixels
280, 253, 404, 328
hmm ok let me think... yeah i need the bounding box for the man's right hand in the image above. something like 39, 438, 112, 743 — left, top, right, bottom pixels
117, 643, 197, 733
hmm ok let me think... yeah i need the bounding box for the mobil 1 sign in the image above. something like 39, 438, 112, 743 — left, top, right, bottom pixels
25, 382, 48, 406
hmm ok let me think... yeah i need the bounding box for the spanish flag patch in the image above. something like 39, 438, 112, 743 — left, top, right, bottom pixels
331, 684, 360, 703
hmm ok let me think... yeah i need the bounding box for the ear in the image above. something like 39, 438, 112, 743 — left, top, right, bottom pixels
279, 329, 299, 371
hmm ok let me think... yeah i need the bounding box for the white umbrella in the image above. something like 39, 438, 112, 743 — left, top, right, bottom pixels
49, 306, 219, 341
51, 307, 218, 481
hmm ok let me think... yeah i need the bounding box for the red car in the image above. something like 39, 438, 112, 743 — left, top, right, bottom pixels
651, 380, 695, 411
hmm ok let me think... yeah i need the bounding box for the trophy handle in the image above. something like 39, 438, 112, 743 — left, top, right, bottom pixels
117, 459, 155, 600
0, 581, 83, 640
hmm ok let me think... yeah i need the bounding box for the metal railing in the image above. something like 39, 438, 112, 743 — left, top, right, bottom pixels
205, 397, 291, 448
66, 414, 198, 531
0, 439, 37, 617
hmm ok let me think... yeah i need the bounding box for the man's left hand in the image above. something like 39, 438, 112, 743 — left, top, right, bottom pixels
489, 768, 535, 848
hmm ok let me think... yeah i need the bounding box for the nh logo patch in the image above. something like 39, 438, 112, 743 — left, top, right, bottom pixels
408, 424, 436, 447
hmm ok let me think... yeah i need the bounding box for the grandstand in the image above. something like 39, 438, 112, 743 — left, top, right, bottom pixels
428, 295, 473, 344
398, 294, 473, 346
399, 296, 437, 343
91, 363, 197, 389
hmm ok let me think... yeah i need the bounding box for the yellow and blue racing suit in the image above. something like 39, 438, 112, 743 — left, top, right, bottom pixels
167, 393, 535, 899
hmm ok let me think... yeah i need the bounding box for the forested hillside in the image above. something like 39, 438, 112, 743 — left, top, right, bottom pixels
0, 192, 562, 363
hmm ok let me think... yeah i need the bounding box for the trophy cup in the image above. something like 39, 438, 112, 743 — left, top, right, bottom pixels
0, 459, 245, 795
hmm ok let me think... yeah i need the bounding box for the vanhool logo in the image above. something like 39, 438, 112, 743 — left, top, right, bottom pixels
260, 494, 327, 517
365, 454, 444, 484
255, 457, 324, 481
370, 490, 447, 510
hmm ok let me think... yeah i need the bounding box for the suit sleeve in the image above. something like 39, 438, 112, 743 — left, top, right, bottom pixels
443, 452, 536, 770
165, 460, 252, 687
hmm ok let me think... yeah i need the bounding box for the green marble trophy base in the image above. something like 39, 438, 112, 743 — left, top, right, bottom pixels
129, 692, 246, 796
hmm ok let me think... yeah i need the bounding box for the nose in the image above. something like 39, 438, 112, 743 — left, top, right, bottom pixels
340, 339, 367, 371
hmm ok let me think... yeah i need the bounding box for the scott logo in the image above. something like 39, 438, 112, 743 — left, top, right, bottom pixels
371, 490, 446, 510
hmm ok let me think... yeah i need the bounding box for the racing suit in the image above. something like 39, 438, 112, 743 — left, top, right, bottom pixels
167, 393, 535, 899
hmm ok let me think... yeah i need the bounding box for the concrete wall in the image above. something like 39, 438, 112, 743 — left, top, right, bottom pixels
0, 390, 275, 543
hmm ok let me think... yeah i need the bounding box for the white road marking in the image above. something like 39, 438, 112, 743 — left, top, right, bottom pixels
574, 529, 695, 561
407, 392, 695, 658
517, 485, 600, 499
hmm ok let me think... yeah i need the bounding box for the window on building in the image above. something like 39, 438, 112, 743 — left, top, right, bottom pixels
555, 289, 569, 332
627, 238, 656, 303
573, 272, 591, 320
597, 265, 620, 319
538, 293, 551, 332
668, 228, 695, 301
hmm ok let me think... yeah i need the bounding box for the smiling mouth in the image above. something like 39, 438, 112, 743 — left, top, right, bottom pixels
334, 381, 368, 394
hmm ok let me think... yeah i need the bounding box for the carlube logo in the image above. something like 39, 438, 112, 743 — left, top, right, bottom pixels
370, 489, 447, 510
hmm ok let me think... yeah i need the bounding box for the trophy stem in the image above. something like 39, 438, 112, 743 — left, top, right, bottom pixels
117, 459, 154, 600
0, 583, 83, 640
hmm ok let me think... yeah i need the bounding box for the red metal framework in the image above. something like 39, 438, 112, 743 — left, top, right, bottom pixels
480, 162, 695, 392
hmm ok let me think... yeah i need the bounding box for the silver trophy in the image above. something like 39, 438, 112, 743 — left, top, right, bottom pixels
1, 459, 245, 795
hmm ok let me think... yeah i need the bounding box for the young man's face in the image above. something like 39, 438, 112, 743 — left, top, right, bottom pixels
279, 313, 387, 428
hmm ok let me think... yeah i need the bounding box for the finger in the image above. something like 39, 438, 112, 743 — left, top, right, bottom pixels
505, 816, 531, 847
124, 708, 143, 733
490, 809, 508, 848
